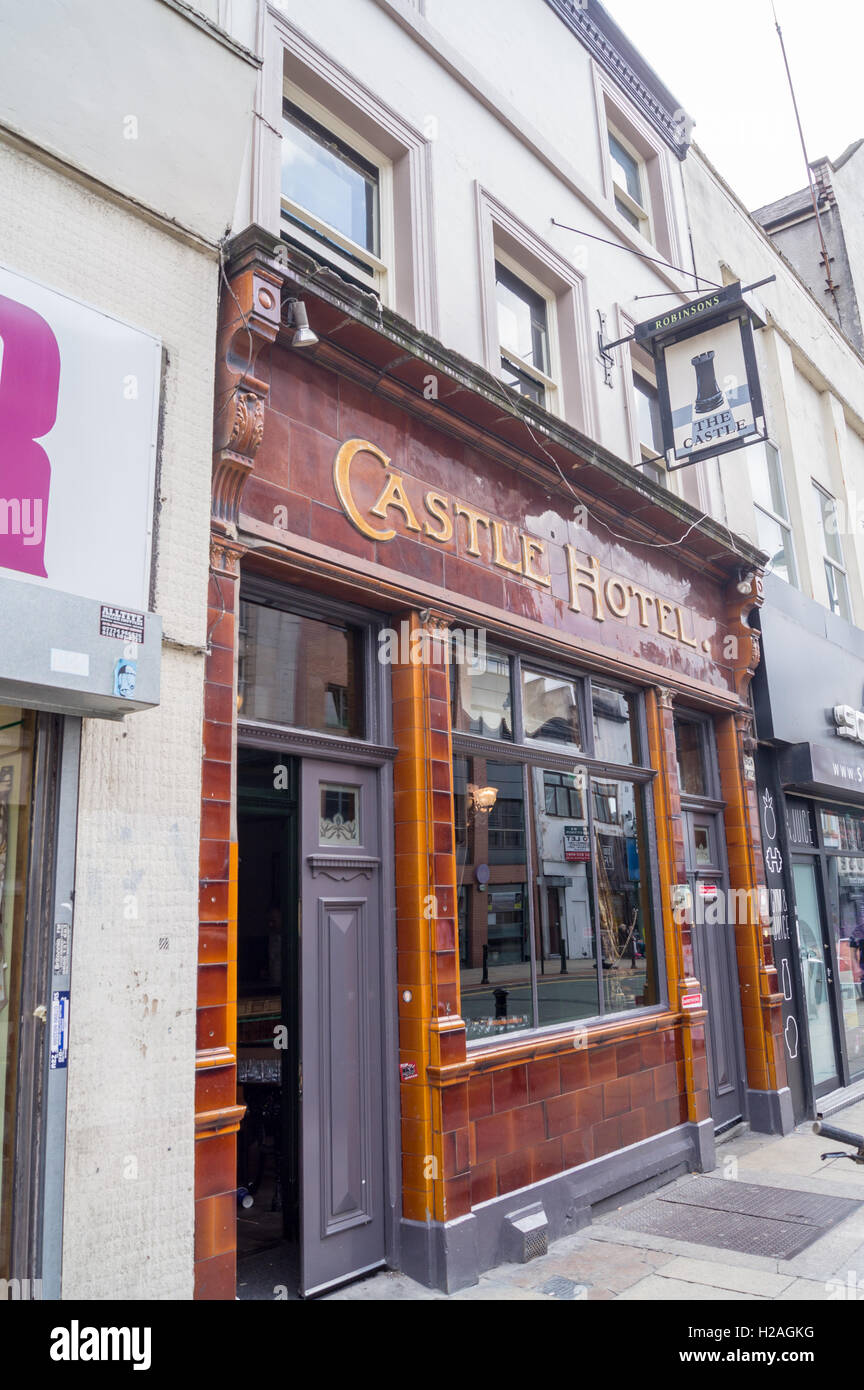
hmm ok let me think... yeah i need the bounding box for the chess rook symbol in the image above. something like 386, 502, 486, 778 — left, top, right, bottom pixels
691, 350, 725, 415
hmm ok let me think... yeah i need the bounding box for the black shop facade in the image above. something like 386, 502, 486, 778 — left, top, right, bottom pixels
754, 573, 864, 1119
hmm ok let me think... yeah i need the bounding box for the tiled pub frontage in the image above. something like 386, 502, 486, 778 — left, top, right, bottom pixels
193, 228, 787, 1298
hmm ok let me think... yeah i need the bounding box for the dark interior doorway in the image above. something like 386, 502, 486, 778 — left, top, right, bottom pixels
235, 749, 300, 1297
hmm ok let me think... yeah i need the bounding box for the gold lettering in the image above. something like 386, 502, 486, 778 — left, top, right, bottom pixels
627, 584, 654, 627
333, 438, 395, 540
491, 520, 522, 573
566, 548, 604, 620
675, 606, 699, 648
604, 577, 630, 618
423, 490, 453, 544
657, 599, 678, 639
520, 535, 551, 586
370, 472, 422, 532
454, 502, 491, 557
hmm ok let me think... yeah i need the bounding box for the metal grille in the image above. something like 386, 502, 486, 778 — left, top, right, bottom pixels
604, 1177, 862, 1259
522, 1228, 549, 1262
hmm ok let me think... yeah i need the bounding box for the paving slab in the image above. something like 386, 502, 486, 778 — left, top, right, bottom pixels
617, 1275, 764, 1301
657, 1256, 796, 1297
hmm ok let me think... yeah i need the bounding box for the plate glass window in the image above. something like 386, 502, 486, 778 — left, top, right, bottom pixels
495, 262, 550, 405
281, 100, 380, 276
238, 601, 364, 737
674, 717, 708, 797
453, 670, 660, 1042
451, 649, 513, 741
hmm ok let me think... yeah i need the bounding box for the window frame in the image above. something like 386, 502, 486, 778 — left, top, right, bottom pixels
607, 121, 653, 242
451, 647, 666, 1048
813, 480, 852, 621
749, 441, 798, 587
493, 249, 562, 413
280, 85, 395, 300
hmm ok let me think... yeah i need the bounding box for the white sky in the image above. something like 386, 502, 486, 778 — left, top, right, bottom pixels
600, 0, 864, 209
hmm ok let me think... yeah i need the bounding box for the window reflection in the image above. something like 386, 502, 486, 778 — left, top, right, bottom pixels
237, 602, 363, 736
592, 777, 657, 1014
592, 685, 637, 764
530, 766, 599, 1027
454, 756, 533, 1040
452, 650, 512, 741
674, 718, 707, 796
522, 670, 583, 749
826, 853, 864, 1078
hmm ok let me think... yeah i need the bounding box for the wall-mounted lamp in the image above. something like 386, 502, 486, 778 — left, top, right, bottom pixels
468, 783, 498, 813
286, 298, 319, 350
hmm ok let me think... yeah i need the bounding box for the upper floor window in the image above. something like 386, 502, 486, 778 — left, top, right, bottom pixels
813, 482, 852, 621
751, 442, 797, 586
608, 125, 651, 241
495, 259, 558, 409
281, 95, 391, 298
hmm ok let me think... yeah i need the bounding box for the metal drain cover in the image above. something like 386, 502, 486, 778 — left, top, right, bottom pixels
605, 1177, 862, 1259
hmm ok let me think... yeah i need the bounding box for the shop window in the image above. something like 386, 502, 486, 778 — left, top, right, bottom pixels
522, 668, 583, 750
495, 259, 558, 409
0, 708, 37, 1275
453, 667, 660, 1043
813, 482, 852, 621
451, 648, 513, 741
281, 94, 392, 299
592, 684, 639, 765
751, 442, 797, 586
237, 601, 364, 737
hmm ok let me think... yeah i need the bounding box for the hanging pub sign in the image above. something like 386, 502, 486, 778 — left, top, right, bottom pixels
633, 281, 768, 472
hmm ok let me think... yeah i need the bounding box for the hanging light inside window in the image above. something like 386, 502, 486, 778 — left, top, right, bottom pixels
468, 783, 498, 813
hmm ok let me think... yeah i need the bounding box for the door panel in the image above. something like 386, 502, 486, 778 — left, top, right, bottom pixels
685, 812, 746, 1131
299, 759, 386, 1297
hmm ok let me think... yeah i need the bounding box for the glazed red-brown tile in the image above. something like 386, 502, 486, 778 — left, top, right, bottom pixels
562, 1128, 595, 1168
194, 1249, 236, 1301
492, 1064, 529, 1112
471, 1160, 497, 1206
545, 1084, 603, 1137
559, 1049, 590, 1092
528, 1056, 561, 1102
194, 1132, 235, 1201
469, 1073, 494, 1120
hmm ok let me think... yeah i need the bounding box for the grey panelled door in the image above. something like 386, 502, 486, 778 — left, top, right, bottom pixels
685, 812, 746, 1131
299, 759, 386, 1297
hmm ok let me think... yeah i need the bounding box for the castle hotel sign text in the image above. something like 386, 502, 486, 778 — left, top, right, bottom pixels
333, 438, 709, 654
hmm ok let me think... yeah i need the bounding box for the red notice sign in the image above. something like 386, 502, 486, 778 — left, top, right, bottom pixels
681, 992, 703, 1010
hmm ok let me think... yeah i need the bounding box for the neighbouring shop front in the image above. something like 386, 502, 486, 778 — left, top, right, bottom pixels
0, 265, 162, 1295
196, 229, 781, 1297
755, 574, 864, 1121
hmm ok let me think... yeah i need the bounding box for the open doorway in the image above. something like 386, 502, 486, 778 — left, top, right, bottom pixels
235, 749, 300, 1297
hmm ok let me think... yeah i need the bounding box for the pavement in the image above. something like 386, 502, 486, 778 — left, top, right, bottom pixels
323, 1098, 864, 1301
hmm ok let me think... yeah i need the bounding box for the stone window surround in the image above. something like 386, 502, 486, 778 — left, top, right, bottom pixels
255, 7, 439, 333
476, 184, 598, 439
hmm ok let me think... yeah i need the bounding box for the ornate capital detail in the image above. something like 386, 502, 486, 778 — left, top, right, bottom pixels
213, 243, 282, 535
210, 535, 244, 577
417, 607, 453, 634
655, 685, 677, 710
724, 571, 764, 703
